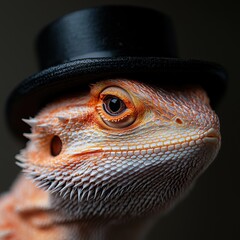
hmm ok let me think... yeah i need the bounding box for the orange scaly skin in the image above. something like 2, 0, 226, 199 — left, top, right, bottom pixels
0, 79, 220, 240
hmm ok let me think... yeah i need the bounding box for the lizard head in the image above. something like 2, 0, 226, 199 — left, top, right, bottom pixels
17, 79, 220, 220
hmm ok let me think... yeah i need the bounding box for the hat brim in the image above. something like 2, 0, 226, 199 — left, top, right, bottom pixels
6, 56, 227, 139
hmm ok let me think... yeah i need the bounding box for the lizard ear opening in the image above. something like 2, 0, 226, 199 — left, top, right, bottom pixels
50, 135, 62, 156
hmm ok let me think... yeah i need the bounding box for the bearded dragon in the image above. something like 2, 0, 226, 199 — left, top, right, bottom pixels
0, 79, 220, 240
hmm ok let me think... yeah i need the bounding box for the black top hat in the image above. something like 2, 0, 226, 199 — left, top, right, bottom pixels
6, 5, 227, 139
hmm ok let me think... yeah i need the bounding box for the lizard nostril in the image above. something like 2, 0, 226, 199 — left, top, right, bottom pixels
50, 135, 62, 157
175, 118, 183, 125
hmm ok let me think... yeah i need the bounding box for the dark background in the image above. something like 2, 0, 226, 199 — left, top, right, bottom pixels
0, 0, 239, 239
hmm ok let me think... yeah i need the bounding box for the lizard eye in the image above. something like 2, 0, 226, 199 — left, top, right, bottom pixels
97, 86, 137, 128
103, 96, 126, 116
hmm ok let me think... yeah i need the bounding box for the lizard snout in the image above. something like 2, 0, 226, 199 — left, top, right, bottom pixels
203, 128, 220, 144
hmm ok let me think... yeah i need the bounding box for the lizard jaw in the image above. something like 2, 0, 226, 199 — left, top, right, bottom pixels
17, 132, 220, 221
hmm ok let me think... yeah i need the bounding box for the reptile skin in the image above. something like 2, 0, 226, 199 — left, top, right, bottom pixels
0, 79, 220, 240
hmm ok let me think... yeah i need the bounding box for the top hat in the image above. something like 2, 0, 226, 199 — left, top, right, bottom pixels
6, 5, 227, 139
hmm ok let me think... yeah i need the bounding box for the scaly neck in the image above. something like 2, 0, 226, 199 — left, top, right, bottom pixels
50, 190, 157, 240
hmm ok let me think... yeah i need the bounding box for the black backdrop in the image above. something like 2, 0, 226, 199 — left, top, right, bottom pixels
0, 1, 239, 239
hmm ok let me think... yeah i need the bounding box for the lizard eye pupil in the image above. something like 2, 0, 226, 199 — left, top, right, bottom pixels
50, 135, 62, 157
109, 98, 121, 112
103, 96, 126, 116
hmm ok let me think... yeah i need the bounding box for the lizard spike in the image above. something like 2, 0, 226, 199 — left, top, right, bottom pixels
28, 172, 40, 178
23, 133, 33, 139
51, 181, 65, 193
34, 175, 45, 181
52, 170, 62, 177
36, 181, 49, 189
74, 182, 83, 188
22, 168, 32, 174
51, 187, 62, 193
60, 182, 74, 194
15, 161, 27, 168
57, 116, 68, 122
87, 190, 93, 201
34, 173, 50, 181
80, 190, 87, 201
106, 189, 115, 199
94, 187, 101, 199
22, 118, 38, 127
77, 188, 82, 202
100, 188, 107, 198
72, 175, 82, 182
23, 133, 39, 140
37, 124, 52, 129
15, 154, 26, 162
70, 188, 76, 200
63, 175, 72, 182
62, 189, 70, 199
47, 181, 58, 191
82, 182, 91, 190
19, 149, 26, 155
47, 175, 55, 181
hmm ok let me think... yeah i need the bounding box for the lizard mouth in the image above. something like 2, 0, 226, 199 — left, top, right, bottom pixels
202, 128, 220, 144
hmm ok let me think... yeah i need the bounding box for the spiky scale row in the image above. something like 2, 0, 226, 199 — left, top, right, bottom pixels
22, 118, 38, 127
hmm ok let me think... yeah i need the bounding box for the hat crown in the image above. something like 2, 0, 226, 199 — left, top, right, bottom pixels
7, 5, 227, 140
37, 5, 178, 69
